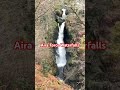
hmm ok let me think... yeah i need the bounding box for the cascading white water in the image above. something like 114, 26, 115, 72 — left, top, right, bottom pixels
56, 22, 66, 67
55, 8, 67, 79
62, 9, 66, 20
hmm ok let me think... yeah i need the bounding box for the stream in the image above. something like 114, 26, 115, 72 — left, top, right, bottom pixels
55, 8, 67, 80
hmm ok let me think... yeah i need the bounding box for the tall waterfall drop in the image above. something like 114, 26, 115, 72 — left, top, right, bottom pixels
55, 8, 67, 80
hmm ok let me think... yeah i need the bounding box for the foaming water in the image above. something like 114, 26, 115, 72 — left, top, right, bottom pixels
56, 22, 66, 67
55, 8, 67, 79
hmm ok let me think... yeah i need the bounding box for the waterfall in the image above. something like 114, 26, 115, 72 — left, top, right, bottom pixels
62, 9, 66, 20
56, 22, 66, 67
55, 8, 67, 80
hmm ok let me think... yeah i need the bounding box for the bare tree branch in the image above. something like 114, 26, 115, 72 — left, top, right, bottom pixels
64, 66, 77, 82
70, 7, 85, 26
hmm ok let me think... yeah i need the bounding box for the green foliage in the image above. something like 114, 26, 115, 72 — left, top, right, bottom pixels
54, 5, 62, 11
41, 59, 57, 76
46, 21, 57, 43
41, 60, 52, 76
